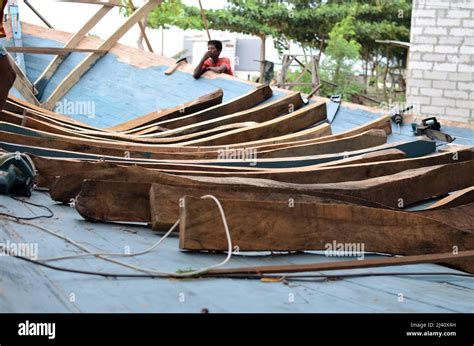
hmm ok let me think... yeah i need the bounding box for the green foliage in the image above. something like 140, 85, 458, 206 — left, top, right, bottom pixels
322, 15, 364, 100
120, 0, 202, 30
120, 0, 411, 103
325, 16, 361, 72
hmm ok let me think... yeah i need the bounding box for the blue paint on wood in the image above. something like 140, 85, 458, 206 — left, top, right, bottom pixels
197, 140, 436, 168
15, 34, 283, 129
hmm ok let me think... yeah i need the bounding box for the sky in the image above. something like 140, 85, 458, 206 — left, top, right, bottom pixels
13, 0, 298, 70
16, 1, 247, 55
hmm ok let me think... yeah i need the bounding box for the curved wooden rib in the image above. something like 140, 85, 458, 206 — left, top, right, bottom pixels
132, 84, 273, 132
422, 186, 474, 211
6, 96, 106, 131
257, 129, 387, 158
175, 100, 327, 146
68, 159, 474, 225
107, 89, 224, 132
135, 92, 303, 138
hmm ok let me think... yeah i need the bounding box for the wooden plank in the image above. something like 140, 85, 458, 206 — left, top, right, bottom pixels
6, 96, 107, 131
176, 100, 327, 146
32, 149, 403, 191
420, 203, 474, 232
242, 115, 392, 152
55, 0, 124, 7
184, 160, 474, 208
162, 140, 436, 169
1, 110, 264, 146
149, 184, 352, 231
108, 89, 223, 132
6, 47, 108, 55
68, 158, 474, 223
73, 176, 386, 224
206, 251, 474, 276
34, 5, 113, 96
134, 92, 304, 138
188, 114, 391, 151
0, 124, 413, 167
128, 0, 154, 53
207, 147, 471, 184
131, 84, 273, 133
179, 196, 474, 273
32, 148, 404, 192
257, 129, 387, 158
424, 186, 474, 210
7, 54, 39, 105
41, 0, 162, 110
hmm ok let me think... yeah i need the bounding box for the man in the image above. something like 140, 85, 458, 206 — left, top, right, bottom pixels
0, 0, 16, 110
193, 40, 233, 79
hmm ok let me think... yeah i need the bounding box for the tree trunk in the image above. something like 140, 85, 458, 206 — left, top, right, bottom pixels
383, 48, 391, 96
161, 26, 164, 56
259, 34, 266, 84
364, 51, 369, 93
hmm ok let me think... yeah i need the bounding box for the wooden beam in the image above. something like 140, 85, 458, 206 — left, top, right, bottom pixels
34, 5, 113, 96
257, 129, 387, 158
41, 0, 161, 110
179, 196, 474, 273
7, 54, 39, 105
207, 251, 474, 276
72, 175, 385, 223
138, 92, 304, 138
109, 89, 224, 132
6, 47, 108, 55
37, 149, 404, 199
184, 160, 474, 207
55, 0, 124, 6
141, 84, 273, 132
177, 100, 327, 146
65, 157, 474, 223
424, 186, 474, 211
128, 0, 154, 53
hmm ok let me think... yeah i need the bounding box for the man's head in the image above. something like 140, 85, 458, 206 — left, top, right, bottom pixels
207, 40, 223, 60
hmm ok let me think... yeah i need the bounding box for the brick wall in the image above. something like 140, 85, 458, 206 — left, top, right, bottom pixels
407, 0, 473, 123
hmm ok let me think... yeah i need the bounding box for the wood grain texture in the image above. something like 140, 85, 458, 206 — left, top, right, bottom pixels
179, 196, 474, 273
107, 89, 223, 132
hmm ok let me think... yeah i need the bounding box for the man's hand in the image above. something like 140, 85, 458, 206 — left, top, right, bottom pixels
194, 51, 212, 79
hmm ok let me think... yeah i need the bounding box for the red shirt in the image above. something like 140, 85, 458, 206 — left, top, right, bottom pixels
202, 57, 234, 76
0, 1, 7, 38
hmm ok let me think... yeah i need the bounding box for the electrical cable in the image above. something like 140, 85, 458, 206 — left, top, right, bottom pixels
1, 248, 472, 281
0, 195, 54, 220
0, 194, 233, 278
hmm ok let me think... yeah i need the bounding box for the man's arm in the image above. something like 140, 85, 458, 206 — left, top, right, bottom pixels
207, 65, 227, 73
193, 52, 211, 79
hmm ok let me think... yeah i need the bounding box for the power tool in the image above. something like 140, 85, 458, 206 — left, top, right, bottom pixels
411, 117, 455, 143
390, 105, 414, 126
0, 152, 37, 197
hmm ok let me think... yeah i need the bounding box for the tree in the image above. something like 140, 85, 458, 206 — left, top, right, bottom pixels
120, 0, 202, 54
321, 15, 364, 100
